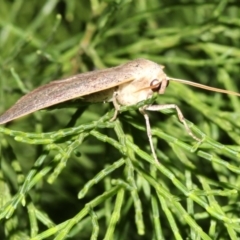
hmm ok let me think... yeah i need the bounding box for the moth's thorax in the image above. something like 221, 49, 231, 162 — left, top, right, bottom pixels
116, 60, 167, 106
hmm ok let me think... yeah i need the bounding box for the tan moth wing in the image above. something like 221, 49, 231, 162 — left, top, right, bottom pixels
0, 62, 138, 124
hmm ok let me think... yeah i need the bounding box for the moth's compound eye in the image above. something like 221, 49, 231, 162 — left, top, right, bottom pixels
150, 79, 161, 92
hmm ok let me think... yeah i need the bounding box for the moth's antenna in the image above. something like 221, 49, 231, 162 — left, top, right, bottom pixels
168, 77, 240, 97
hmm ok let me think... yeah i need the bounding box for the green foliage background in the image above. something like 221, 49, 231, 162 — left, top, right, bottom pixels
1, 0, 240, 239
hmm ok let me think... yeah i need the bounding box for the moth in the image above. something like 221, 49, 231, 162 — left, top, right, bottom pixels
1, 59, 239, 163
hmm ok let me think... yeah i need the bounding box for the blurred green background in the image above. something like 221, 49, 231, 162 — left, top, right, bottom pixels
1, 0, 240, 239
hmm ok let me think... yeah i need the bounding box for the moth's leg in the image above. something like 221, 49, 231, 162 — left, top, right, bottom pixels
145, 104, 201, 141
111, 92, 121, 121
139, 107, 160, 164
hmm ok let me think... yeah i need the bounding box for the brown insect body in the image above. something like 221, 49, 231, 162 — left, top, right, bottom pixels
0, 59, 166, 124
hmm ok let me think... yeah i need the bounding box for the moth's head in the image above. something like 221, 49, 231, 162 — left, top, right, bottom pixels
149, 72, 170, 95
136, 64, 170, 95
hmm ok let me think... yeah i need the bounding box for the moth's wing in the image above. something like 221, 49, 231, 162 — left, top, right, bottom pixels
0, 68, 134, 124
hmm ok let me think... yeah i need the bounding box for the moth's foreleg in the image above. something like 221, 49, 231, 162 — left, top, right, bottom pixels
145, 104, 201, 142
